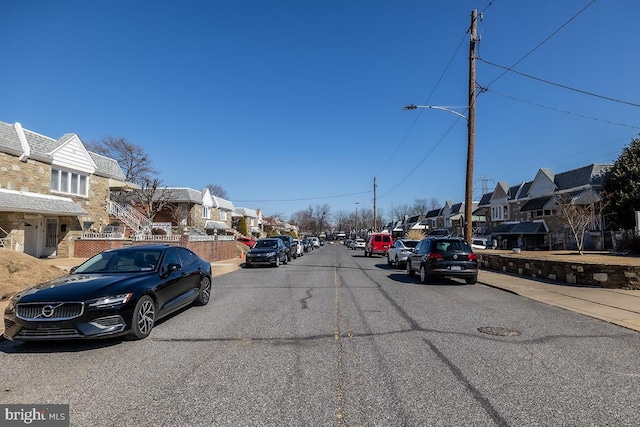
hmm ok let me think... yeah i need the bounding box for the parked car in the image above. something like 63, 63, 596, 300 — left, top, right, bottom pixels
406, 237, 478, 284
272, 235, 297, 261
352, 238, 366, 250
364, 233, 393, 257
309, 237, 320, 248
245, 238, 288, 268
301, 239, 312, 252
238, 236, 256, 248
3, 244, 212, 341
471, 237, 489, 250
387, 238, 420, 268
293, 239, 304, 257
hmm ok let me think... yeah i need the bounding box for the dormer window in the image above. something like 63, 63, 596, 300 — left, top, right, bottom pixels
50, 168, 88, 196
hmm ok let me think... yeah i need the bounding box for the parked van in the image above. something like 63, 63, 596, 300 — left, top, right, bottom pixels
364, 233, 394, 257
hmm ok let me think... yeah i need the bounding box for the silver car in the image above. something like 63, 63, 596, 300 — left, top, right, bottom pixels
387, 239, 420, 268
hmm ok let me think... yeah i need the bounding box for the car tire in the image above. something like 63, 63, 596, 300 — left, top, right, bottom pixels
395, 255, 401, 268
387, 255, 392, 266
420, 265, 429, 284
283, 254, 288, 265
245, 262, 252, 268
195, 276, 211, 306
406, 260, 415, 277
127, 295, 155, 340
274, 256, 280, 267
466, 276, 477, 285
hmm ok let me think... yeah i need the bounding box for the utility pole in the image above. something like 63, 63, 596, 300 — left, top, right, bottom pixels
373, 177, 377, 231
464, 9, 477, 245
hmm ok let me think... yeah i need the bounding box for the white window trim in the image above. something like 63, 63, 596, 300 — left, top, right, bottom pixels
50, 168, 89, 197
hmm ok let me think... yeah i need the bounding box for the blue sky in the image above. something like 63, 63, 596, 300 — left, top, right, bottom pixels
2, 1, 638, 222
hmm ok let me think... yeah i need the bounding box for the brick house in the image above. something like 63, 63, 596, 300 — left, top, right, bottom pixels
0, 121, 129, 257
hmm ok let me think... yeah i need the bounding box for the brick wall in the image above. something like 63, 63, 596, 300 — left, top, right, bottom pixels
74, 236, 237, 263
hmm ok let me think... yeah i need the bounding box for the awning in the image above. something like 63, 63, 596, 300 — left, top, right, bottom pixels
108, 178, 140, 191
205, 220, 230, 230
491, 221, 548, 235
0, 189, 88, 216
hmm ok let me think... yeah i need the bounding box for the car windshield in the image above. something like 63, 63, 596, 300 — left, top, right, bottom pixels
74, 250, 162, 273
255, 240, 277, 248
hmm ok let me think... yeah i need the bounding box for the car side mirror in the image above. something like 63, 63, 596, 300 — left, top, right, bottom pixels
167, 263, 181, 272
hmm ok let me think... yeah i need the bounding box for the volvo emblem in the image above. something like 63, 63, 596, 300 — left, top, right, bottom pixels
453, 254, 458, 260
41, 305, 55, 318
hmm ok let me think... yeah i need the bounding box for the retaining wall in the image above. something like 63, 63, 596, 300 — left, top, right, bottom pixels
477, 253, 640, 289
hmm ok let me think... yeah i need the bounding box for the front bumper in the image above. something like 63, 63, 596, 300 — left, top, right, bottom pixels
3, 306, 133, 341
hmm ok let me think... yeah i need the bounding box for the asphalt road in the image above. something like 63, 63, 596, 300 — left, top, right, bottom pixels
1, 244, 639, 426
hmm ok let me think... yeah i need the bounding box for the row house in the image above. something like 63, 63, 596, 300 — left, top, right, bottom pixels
144, 187, 237, 236
474, 164, 610, 250
233, 207, 263, 238
0, 121, 130, 257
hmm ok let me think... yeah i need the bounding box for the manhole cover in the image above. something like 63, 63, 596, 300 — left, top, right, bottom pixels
477, 326, 521, 337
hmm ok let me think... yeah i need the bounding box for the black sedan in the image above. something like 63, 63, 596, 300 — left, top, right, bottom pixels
245, 238, 288, 267
406, 237, 478, 284
3, 244, 212, 341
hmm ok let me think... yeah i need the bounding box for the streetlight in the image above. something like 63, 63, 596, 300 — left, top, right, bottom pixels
403, 104, 474, 243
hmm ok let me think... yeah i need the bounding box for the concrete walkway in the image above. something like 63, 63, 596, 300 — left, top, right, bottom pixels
479, 270, 640, 332
43, 257, 640, 333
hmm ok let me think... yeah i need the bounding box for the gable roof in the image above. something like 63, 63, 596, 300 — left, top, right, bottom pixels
554, 164, 610, 191
0, 121, 126, 180
153, 187, 203, 203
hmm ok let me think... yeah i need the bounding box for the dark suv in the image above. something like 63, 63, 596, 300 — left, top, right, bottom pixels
406, 237, 478, 284
272, 235, 297, 261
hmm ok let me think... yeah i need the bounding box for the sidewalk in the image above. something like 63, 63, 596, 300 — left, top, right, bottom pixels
479, 270, 640, 332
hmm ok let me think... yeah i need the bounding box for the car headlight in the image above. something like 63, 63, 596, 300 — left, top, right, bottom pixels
5, 298, 16, 314
266, 251, 276, 257
88, 293, 133, 309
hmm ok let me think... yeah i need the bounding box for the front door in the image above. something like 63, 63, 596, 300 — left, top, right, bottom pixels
44, 218, 58, 257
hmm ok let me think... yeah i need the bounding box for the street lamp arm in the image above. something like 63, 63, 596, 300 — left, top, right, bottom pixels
402, 104, 468, 119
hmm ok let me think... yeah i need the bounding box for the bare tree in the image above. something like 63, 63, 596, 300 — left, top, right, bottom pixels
429, 197, 441, 210
86, 136, 156, 185
392, 204, 412, 223
205, 183, 228, 198
133, 178, 177, 222
411, 199, 430, 216
556, 192, 606, 255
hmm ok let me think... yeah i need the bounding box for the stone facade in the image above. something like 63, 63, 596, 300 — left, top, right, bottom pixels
477, 252, 640, 289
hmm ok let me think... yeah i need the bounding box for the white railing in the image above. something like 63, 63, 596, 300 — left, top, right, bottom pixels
189, 235, 217, 242
108, 201, 153, 236
135, 235, 182, 242
215, 235, 235, 241
151, 222, 173, 235
0, 226, 18, 250
81, 232, 126, 239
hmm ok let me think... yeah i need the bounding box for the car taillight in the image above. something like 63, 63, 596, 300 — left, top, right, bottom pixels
427, 253, 443, 260
468, 253, 477, 261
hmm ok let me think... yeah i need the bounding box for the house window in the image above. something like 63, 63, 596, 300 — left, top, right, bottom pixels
202, 206, 210, 219
492, 206, 505, 221
220, 210, 227, 221
50, 168, 89, 196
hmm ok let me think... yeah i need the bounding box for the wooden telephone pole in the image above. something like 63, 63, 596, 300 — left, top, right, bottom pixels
464, 9, 477, 244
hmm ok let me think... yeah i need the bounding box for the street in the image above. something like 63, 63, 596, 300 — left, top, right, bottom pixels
1, 243, 639, 426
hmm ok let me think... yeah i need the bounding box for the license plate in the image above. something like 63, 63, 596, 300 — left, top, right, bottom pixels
450, 266, 462, 271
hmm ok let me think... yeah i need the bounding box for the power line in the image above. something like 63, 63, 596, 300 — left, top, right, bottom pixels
480, 59, 640, 109
483, 0, 597, 89
485, 87, 640, 129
